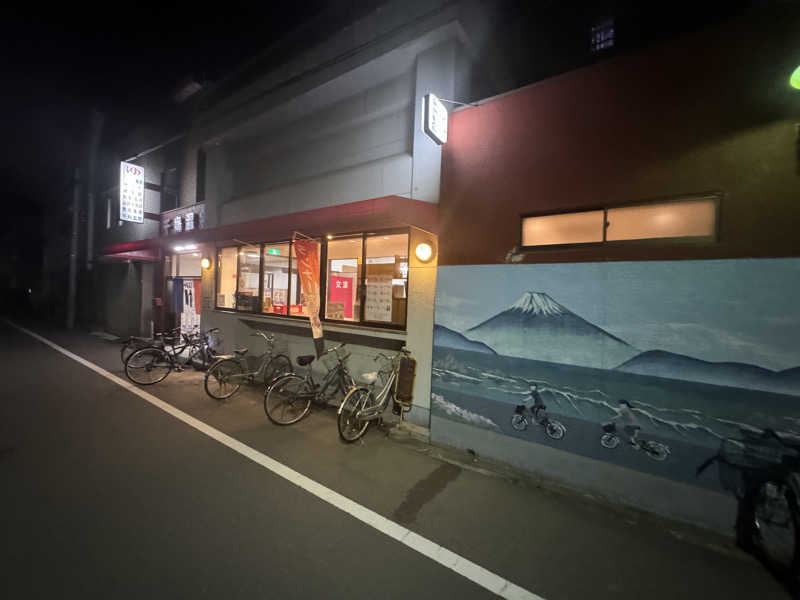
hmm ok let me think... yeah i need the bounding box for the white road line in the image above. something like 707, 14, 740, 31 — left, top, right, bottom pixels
6, 320, 544, 600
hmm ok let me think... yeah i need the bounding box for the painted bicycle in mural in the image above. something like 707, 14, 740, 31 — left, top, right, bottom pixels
600, 400, 670, 461
509, 383, 566, 440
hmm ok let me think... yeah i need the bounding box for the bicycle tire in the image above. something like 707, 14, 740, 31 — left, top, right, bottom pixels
125, 347, 172, 385
337, 386, 374, 443
264, 354, 292, 387
264, 374, 313, 425
205, 359, 244, 400
510, 414, 528, 431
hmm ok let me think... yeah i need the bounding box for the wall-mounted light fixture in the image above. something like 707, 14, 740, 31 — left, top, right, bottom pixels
415, 242, 433, 262
200, 257, 211, 270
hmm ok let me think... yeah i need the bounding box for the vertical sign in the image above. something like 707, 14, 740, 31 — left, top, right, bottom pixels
422, 93, 448, 145
119, 162, 144, 223
293, 238, 324, 357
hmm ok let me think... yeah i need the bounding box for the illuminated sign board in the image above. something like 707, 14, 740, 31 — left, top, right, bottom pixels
422, 93, 448, 145
119, 162, 144, 223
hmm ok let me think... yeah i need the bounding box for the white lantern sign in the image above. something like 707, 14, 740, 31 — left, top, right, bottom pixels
119, 161, 145, 223
422, 93, 448, 145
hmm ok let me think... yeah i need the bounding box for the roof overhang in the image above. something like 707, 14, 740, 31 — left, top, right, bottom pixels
99, 195, 437, 258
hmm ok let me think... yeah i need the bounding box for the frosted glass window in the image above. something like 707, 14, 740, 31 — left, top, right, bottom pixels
364, 233, 408, 326
522, 211, 604, 246
606, 199, 716, 241
236, 246, 261, 312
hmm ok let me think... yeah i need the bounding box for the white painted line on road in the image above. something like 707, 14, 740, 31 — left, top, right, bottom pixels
6, 320, 544, 600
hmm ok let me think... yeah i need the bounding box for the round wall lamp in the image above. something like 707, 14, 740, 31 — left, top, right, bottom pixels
415, 242, 434, 263
200, 257, 212, 270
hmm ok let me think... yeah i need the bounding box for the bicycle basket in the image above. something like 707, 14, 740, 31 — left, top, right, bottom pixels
394, 356, 416, 407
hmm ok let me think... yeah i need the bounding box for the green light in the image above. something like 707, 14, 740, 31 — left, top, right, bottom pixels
267, 248, 280, 255
791, 66, 800, 90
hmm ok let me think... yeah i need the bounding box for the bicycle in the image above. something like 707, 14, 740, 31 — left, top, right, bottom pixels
204, 331, 292, 401
120, 326, 182, 364
264, 344, 354, 426
124, 327, 220, 385
337, 347, 415, 443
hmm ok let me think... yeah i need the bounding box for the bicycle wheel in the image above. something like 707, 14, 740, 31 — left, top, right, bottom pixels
545, 420, 566, 440
205, 359, 244, 400
125, 347, 172, 385
338, 387, 374, 443
510, 414, 528, 431
264, 374, 313, 425
264, 354, 292, 387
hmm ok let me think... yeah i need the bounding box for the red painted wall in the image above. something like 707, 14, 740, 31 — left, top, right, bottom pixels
439, 8, 800, 266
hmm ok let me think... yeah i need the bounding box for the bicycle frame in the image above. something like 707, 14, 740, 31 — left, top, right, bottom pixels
210, 331, 284, 384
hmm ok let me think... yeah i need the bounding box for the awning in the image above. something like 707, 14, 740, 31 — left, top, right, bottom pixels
99, 195, 438, 258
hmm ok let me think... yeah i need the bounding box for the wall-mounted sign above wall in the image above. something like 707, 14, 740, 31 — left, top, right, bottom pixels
423, 93, 448, 145
119, 161, 145, 223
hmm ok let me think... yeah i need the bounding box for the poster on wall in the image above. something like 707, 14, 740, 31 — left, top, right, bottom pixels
329, 275, 354, 319
293, 236, 324, 357
180, 279, 201, 334
119, 161, 144, 223
365, 275, 393, 322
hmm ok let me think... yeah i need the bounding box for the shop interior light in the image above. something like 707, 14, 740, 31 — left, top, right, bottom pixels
415, 242, 433, 262
791, 65, 800, 90
267, 248, 280, 255
173, 243, 197, 252
200, 257, 211, 270
326, 234, 333, 240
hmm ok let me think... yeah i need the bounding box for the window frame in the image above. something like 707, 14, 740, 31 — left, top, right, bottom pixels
213, 227, 410, 331
519, 193, 721, 251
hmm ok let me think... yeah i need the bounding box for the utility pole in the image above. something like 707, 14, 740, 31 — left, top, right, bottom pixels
67, 167, 80, 329
86, 110, 104, 273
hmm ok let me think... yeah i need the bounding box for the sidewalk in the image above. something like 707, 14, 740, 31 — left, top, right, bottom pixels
16, 320, 792, 599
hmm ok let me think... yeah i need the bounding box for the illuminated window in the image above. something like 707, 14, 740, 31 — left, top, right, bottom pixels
262, 243, 290, 315
364, 234, 408, 326
326, 237, 361, 322
216, 247, 238, 308
522, 195, 718, 248
236, 246, 260, 313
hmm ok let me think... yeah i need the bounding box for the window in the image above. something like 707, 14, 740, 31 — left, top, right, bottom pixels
262, 243, 290, 315
364, 234, 408, 326
521, 195, 718, 248
215, 230, 409, 328
522, 211, 604, 246
236, 245, 261, 312
591, 17, 615, 53
216, 247, 238, 308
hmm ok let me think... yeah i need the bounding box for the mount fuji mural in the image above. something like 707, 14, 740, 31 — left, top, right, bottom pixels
430, 258, 800, 505
465, 291, 639, 369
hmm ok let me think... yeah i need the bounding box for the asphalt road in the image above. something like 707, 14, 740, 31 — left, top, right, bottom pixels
0, 319, 792, 599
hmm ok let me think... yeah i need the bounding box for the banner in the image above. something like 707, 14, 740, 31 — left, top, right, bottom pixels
292, 237, 324, 357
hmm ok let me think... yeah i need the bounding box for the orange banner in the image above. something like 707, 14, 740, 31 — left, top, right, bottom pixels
292, 238, 324, 357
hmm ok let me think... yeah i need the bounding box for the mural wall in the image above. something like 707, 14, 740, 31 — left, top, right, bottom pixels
431, 259, 800, 502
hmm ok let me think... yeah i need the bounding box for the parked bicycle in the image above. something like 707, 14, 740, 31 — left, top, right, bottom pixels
264, 344, 354, 425
204, 331, 292, 401
337, 347, 415, 443
120, 326, 182, 364
124, 327, 221, 385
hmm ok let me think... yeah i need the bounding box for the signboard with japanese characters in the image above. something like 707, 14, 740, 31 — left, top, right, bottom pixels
422, 93, 448, 145
119, 162, 144, 223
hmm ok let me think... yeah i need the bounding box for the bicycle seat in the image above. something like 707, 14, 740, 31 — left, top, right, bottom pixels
361, 371, 378, 384
234, 348, 249, 356
296, 355, 315, 366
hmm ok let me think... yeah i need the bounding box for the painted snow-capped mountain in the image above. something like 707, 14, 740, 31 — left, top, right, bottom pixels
464, 291, 639, 369
434, 325, 497, 354
616, 350, 800, 397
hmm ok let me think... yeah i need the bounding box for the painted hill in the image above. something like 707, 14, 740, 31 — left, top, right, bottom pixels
433, 324, 497, 354
464, 291, 638, 369
616, 350, 800, 396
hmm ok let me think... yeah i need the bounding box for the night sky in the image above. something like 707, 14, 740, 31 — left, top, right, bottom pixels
0, 1, 752, 296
